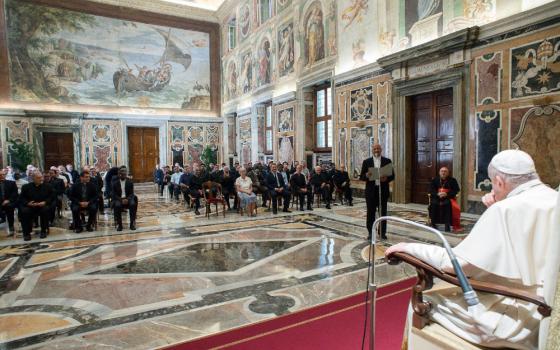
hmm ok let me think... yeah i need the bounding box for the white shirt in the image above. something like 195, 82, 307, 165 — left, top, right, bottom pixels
171, 172, 182, 185
373, 156, 381, 185
235, 176, 252, 192
120, 180, 126, 198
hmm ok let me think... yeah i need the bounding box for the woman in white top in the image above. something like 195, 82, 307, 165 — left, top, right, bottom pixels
235, 167, 257, 216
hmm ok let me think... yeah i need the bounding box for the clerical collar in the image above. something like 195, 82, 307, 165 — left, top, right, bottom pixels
507, 179, 543, 198
373, 156, 381, 160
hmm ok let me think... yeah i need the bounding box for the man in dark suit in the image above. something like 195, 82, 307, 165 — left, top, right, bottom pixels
217, 166, 235, 210
111, 167, 137, 231
0, 169, 18, 235
179, 165, 193, 204
429, 166, 461, 232
189, 166, 206, 215
90, 167, 104, 215
290, 164, 313, 211
333, 165, 353, 206
44, 169, 64, 226
66, 164, 79, 184
19, 171, 54, 240
154, 165, 165, 196
310, 166, 332, 209
266, 163, 290, 214
69, 171, 98, 233
360, 144, 394, 241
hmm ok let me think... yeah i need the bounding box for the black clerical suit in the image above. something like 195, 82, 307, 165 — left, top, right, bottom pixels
290, 173, 313, 210
0, 179, 18, 231
19, 182, 54, 239
265, 171, 290, 213
333, 170, 353, 205
428, 176, 460, 230
360, 156, 394, 240
189, 173, 206, 212
111, 178, 137, 228
91, 174, 104, 214
69, 181, 98, 230
45, 177, 64, 224
218, 172, 235, 209
309, 172, 332, 208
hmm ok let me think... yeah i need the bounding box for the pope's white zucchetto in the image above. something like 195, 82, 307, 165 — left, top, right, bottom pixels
489, 149, 536, 175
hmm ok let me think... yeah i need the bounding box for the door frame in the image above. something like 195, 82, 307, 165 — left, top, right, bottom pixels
392, 66, 469, 208
34, 125, 81, 171
122, 119, 167, 170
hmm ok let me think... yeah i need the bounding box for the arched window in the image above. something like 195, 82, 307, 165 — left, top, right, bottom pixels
228, 18, 236, 50
259, 0, 273, 25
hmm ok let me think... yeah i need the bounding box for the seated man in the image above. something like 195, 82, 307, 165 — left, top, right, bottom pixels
111, 167, 137, 231
69, 171, 98, 233
429, 166, 460, 232
386, 150, 559, 349
90, 167, 104, 215
0, 169, 18, 236
332, 165, 353, 206
19, 171, 54, 240
179, 165, 193, 204
218, 166, 235, 210
248, 165, 268, 208
169, 166, 182, 200
310, 166, 332, 209
44, 169, 64, 226
265, 163, 290, 214
189, 165, 206, 215
290, 164, 313, 211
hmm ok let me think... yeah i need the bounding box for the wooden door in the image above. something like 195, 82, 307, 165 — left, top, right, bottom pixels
411, 88, 454, 204
128, 127, 159, 182
43, 132, 74, 169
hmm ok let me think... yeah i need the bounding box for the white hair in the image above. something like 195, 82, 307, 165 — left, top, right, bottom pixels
487, 163, 539, 189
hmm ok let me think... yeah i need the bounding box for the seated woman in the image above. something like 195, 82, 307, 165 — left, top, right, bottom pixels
235, 167, 257, 216
429, 166, 461, 232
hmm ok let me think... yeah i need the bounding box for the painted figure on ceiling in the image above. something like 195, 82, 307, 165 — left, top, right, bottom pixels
341, 0, 368, 29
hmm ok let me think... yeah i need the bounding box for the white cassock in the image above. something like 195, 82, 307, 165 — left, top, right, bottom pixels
403, 179, 560, 349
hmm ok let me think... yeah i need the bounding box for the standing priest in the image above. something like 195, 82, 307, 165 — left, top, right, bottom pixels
360, 144, 394, 241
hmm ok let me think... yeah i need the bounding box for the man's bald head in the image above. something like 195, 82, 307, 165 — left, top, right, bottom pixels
373, 144, 382, 157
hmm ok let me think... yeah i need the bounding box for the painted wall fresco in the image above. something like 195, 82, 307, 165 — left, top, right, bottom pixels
5, 0, 212, 110
475, 52, 502, 105
278, 22, 295, 77
81, 120, 122, 171
238, 117, 252, 165
274, 101, 297, 165
167, 122, 222, 166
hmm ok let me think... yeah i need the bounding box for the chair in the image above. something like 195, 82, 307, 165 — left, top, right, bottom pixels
334, 186, 345, 205
237, 195, 257, 216
314, 191, 322, 208
387, 251, 555, 349
202, 181, 226, 219
79, 207, 98, 231
291, 192, 300, 209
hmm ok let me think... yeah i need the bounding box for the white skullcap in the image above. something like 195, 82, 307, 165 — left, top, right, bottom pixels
490, 150, 536, 175
50, 166, 57, 170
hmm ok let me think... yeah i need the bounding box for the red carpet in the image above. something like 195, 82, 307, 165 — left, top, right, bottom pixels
163, 277, 415, 350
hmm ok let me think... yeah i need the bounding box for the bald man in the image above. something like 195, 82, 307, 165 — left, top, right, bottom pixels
360, 144, 394, 240
429, 166, 460, 232
386, 150, 559, 349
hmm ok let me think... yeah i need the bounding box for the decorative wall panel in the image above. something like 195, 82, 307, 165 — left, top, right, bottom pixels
511, 105, 560, 188
81, 120, 122, 171
350, 86, 374, 121
475, 52, 502, 105
510, 36, 560, 100
350, 126, 373, 179
274, 101, 297, 165
238, 117, 252, 165
474, 110, 501, 191
167, 122, 222, 166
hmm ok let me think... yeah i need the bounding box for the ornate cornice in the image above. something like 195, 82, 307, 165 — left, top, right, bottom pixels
85, 0, 219, 22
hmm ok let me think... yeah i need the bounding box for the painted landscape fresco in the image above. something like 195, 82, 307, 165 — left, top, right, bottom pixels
5, 0, 211, 110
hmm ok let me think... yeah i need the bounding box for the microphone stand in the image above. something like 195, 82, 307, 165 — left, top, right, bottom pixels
367, 216, 480, 350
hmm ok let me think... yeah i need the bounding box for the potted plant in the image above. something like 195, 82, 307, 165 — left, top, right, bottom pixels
200, 145, 218, 166
8, 139, 35, 172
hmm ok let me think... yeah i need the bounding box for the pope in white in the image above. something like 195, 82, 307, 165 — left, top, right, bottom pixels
386, 150, 559, 349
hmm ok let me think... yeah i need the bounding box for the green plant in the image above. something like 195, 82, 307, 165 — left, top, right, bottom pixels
8, 139, 35, 172
200, 145, 217, 166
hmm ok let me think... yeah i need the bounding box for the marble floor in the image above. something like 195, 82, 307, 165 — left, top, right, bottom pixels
0, 184, 477, 349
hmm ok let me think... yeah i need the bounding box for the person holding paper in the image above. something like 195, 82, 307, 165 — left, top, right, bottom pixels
359, 144, 394, 240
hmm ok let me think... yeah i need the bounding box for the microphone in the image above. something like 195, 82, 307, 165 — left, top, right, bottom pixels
374, 216, 479, 306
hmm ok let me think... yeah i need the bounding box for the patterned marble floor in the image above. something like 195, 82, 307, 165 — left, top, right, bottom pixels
0, 184, 474, 349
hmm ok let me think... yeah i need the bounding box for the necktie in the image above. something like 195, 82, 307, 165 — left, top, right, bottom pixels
275, 173, 279, 187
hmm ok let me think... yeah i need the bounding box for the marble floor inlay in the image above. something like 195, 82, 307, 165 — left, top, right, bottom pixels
0, 184, 467, 349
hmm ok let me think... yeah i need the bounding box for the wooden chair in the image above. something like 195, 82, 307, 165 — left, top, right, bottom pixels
334, 186, 345, 205
387, 251, 555, 349
202, 181, 226, 219
314, 191, 322, 208
237, 194, 257, 216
